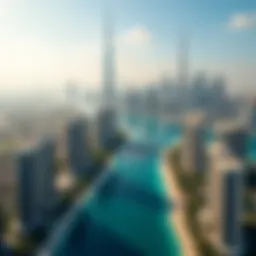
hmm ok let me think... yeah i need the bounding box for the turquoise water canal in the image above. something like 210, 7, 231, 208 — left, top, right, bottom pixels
40, 115, 182, 256
40, 114, 256, 256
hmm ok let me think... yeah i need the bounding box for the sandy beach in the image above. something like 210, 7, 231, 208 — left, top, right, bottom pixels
162, 160, 198, 256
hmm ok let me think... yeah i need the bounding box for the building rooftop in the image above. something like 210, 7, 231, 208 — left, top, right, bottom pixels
208, 141, 230, 158
15, 139, 39, 157
217, 157, 243, 174
214, 119, 247, 135
184, 111, 205, 128
208, 141, 243, 172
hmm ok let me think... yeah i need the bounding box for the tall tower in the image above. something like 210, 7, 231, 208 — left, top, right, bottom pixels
177, 34, 189, 103
67, 117, 89, 176
98, 1, 117, 145
102, 1, 115, 107
208, 142, 243, 256
181, 112, 206, 173
17, 138, 57, 233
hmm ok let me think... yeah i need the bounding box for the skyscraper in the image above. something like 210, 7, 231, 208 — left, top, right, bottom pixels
208, 142, 243, 256
37, 138, 57, 222
176, 34, 189, 108
17, 138, 57, 233
67, 118, 90, 176
102, 1, 115, 107
191, 72, 209, 110
97, 107, 117, 148
17, 147, 38, 233
98, 1, 118, 147
144, 85, 159, 115
215, 121, 248, 160
211, 76, 226, 100
181, 112, 206, 173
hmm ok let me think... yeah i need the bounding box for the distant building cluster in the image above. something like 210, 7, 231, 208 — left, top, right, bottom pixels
123, 72, 237, 125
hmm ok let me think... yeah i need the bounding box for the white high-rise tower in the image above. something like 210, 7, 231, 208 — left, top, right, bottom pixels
177, 34, 189, 109
102, 1, 115, 107
96, 1, 117, 148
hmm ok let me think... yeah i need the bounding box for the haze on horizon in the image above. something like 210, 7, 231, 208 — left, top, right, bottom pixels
0, 0, 255, 95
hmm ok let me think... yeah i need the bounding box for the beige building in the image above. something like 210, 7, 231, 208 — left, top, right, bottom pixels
181, 112, 206, 173
207, 142, 243, 256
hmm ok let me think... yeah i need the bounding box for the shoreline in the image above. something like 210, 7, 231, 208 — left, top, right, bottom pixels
162, 160, 198, 256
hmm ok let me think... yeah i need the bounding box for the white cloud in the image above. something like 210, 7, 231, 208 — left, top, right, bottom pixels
119, 26, 152, 45
228, 12, 256, 30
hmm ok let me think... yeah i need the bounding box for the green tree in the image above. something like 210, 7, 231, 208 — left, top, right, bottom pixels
167, 146, 220, 256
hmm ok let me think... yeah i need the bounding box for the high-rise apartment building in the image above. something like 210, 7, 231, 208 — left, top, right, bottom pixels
181, 112, 206, 173
17, 138, 57, 233
37, 138, 57, 221
215, 121, 248, 160
102, 2, 115, 107
97, 108, 116, 148
67, 118, 90, 176
208, 142, 243, 256
17, 147, 38, 233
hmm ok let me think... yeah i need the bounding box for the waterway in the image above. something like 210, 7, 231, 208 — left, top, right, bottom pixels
40, 114, 183, 256
39, 113, 256, 256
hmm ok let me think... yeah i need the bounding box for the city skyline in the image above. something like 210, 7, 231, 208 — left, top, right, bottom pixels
0, 0, 255, 94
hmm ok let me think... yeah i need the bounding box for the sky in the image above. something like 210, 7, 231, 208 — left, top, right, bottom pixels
0, 0, 255, 94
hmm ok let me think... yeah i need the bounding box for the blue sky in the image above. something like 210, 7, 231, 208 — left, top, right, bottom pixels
0, 0, 255, 93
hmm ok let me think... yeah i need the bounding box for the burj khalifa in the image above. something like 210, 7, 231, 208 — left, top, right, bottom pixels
102, 1, 116, 107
